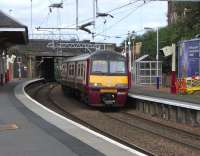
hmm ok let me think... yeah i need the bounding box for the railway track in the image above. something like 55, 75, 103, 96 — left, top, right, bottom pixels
48, 85, 154, 156
103, 112, 200, 151
27, 82, 200, 156
27, 82, 153, 156
122, 111, 200, 138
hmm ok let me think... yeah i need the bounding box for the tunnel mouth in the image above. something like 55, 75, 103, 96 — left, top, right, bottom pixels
39, 57, 55, 82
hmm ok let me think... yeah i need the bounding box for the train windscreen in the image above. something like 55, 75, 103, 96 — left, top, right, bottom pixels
92, 60, 108, 73
91, 60, 126, 74
110, 61, 126, 74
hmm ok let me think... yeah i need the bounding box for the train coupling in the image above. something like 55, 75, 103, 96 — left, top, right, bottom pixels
101, 93, 116, 105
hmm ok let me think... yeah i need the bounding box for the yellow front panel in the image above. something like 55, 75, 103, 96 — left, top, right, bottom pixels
89, 75, 128, 87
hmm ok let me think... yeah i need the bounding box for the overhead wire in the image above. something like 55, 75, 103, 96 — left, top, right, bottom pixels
106, 0, 140, 14
94, 1, 150, 37
38, 12, 51, 27
97, 26, 147, 39
37, 0, 149, 41
65, 0, 143, 28
95, 1, 143, 32
38, 0, 55, 28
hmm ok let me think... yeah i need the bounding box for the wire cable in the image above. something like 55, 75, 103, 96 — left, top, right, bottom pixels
107, 0, 140, 14
65, 0, 142, 28
95, 1, 150, 37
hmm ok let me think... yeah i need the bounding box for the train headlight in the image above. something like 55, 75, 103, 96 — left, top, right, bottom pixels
115, 83, 128, 88
89, 83, 102, 87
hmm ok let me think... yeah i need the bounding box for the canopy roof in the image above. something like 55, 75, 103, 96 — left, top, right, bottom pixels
0, 10, 28, 48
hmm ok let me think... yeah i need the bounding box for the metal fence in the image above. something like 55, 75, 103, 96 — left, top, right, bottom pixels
134, 61, 162, 85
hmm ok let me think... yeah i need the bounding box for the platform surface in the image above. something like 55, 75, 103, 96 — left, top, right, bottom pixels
0, 80, 106, 156
129, 85, 200, 105
0, 80, 142, 156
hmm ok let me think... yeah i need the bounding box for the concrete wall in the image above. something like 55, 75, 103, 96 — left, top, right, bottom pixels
134, 99, 200, 127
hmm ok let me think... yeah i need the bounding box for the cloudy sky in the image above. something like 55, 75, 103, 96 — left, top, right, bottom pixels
0, 0, 168, 45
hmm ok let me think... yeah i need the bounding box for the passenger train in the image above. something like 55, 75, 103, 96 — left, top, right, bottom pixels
60, 50, 131, 107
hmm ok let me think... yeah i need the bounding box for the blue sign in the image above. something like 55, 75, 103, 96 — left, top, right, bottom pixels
178, 38, 200, 78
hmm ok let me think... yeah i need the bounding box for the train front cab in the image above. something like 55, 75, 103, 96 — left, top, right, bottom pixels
87, 54, 129, 107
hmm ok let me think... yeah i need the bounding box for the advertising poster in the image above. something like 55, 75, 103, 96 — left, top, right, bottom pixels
178, 39, 200, 78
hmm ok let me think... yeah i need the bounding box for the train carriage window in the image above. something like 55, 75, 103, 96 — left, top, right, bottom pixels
70, 64, 72, 76
65, 64, 68, 76
65, 64, 67, 73
76, 64, 77, 76
110, 61, 126, 74
68, 63, 75, 76
77, 64, 80, 76
68, 64, 71, 75
83, 64, 85, 78
81, 64, 83, 77
62, 64, 65, 74
72, 64, 75, 76
69, 65, 71, 75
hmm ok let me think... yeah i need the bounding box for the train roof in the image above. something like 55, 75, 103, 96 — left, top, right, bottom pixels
65, 50, 125, 62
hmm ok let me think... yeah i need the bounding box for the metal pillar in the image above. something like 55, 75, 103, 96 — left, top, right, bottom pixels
76, 0, 79, 30
156, 27, 159, 89
0, 55, 3, 86
171, 43, 176, 94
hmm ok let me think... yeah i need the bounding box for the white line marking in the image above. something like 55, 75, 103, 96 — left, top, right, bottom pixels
128, 93, 200, 111
18, 79, 147, 156
0, 28, 26, 32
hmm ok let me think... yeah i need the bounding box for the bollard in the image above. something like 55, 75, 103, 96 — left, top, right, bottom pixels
156, 77, 159, 89
5, 72, 7, 83
7, 70, 9, 82
0, 74, 3, 86
170, 71, 176, 94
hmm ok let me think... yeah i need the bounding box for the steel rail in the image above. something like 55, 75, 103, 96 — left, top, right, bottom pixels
26, 81, 154, 156
103, 112, 200, 151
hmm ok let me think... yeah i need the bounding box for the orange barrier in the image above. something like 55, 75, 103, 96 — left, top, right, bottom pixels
175, 78, 186, 94
176, 76, 200, 94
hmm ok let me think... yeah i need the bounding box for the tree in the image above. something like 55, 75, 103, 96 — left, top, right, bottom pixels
123, 2, 200, 74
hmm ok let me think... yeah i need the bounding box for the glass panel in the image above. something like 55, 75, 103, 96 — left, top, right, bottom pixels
151, 63, 156, 69
110, 61, 126, 74
151, 70, 156, 75
92, 60, 108, 73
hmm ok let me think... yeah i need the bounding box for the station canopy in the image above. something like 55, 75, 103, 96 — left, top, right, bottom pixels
0, 10, 28, 48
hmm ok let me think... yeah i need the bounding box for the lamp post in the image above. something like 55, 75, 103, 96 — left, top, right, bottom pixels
128, 31, 131, 72
0, 53, 3, 86
127, 31, 137, 87
144, 27, 159, 89
156, 27, 159, 89
127, 31, 136, 72
30, 0, 33, 39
